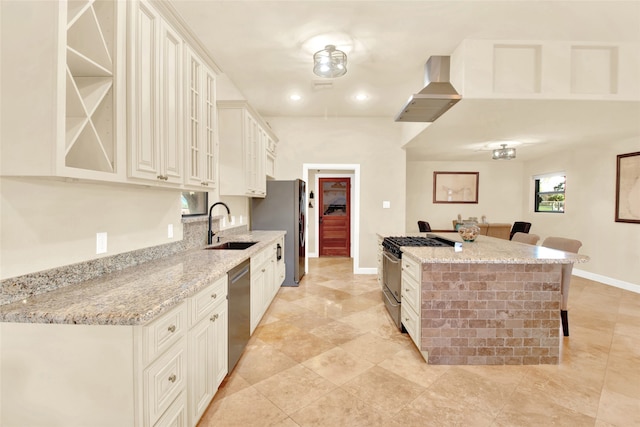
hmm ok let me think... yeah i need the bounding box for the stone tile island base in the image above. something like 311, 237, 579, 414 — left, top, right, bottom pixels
420, 263, 562, 365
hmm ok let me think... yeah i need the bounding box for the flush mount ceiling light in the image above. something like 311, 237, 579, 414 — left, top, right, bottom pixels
492, 144, 517, 160
313, 45, 347, 78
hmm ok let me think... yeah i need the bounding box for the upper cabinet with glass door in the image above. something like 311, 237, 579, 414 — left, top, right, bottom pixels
1, 0, 126, 182
184, 47, 218, 190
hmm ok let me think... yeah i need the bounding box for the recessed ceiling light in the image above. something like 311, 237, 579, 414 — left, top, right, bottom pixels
355, 93, 368, 101
289, 94, 302, 101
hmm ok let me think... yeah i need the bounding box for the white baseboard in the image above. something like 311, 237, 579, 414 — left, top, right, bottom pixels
573, 268, 640, 294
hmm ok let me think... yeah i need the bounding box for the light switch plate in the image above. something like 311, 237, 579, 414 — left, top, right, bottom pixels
382, 201, 391, 209
168, 224, 174, 239
96, 232, 107, 254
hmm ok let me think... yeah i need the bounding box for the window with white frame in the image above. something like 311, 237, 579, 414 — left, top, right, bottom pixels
534, 174, 565, 213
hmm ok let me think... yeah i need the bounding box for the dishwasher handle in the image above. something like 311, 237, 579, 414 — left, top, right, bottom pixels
229, 264, 250, 285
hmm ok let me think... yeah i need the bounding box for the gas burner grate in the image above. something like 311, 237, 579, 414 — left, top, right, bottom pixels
382, 235, 454, 258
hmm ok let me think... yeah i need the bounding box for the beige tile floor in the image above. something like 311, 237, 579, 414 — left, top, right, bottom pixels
198, 257, 640, 427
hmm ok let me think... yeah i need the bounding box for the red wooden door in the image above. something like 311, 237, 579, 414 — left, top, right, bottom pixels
319, 178, 350, 257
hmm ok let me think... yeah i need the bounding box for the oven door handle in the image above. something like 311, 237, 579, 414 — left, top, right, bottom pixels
382, 286, 400, 307
382, 251, 401, 264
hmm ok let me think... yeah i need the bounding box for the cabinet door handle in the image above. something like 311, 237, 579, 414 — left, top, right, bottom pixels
211, 293, 217, 299
210, 313, 219, 322
167, 325, 176, 333
168, 374, 176, 383
261, 268, 266, 272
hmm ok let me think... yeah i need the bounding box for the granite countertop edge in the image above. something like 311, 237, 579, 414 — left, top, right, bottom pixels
379, 232, 589, 265
0, 231, 285, 327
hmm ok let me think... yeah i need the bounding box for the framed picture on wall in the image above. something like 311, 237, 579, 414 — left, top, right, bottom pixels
615, 151, 640, 223
433, 171, 479, 204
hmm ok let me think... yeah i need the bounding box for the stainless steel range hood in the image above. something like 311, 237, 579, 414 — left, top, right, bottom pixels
395, 56, 461, 122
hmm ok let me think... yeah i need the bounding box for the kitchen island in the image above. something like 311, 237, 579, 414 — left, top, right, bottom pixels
394, 233, 588, 365
0, 230, 285, 427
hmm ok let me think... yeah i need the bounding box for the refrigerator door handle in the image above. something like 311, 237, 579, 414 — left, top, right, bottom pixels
276, 243, 282, 261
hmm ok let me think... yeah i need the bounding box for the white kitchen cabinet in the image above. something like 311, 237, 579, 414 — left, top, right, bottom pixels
265, 245, 277, 305
187, 275, 228, 427
128, 0, 184, 186
250, 249, 267, 334
218, 101, 277, 198
184, 47, 218, 190
143, 336, 187, 426
0, 302, 188, 427
154, 392, 188, 427
265, 133, 278, 179
0, 279, 230, 427
250, 243, 279, 333
401, 255, 421, 349
1, 0, 126, 182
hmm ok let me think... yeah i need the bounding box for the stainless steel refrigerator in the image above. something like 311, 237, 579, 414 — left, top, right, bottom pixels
251, 179, 306, 286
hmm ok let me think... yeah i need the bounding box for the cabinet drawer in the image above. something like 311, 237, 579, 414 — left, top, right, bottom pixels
189, 275, 228, 326
401, 255, 421, 283
153, 391, 187, 427
250, 248, 269, 271
401, 304, 420, 349
251, 246, 273, 272
145, 337, 186, 427
143, 303, 187, 365
401, 275, 420, 314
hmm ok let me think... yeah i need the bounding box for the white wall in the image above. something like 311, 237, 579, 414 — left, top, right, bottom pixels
265, 116, 406, 269
406, 160, 525, 231
405, 141, 640, 291
522, 138, 640, 288
0, 178, 183, 279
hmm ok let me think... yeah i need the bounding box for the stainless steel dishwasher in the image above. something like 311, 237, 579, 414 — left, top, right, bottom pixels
227, 259, 250, 373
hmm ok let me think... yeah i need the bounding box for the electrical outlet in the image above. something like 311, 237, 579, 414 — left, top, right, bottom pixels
168, 224, 174, 239
382, 201, 391, 209
96, 232, 107, 254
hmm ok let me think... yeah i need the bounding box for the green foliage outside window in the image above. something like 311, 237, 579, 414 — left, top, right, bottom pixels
535, 175, 566, 212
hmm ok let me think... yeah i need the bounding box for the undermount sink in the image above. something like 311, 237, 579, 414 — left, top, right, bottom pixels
204, 241, 258, 250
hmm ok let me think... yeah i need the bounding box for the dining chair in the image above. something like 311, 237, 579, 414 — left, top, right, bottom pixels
511, 232, 540, 245
417, 221, 431, 232
541, 236, 582, 337
509, 221, 532, 240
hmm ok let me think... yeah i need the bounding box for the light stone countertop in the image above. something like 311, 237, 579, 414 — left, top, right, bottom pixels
397, 232, 589, 264
0, 231, 285, 326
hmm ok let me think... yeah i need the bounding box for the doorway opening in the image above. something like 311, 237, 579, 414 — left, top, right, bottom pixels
302, 163, 362, 274
319, 177, 351, 257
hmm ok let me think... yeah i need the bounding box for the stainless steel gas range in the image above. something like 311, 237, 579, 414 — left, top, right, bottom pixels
381, 235, 455, 330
